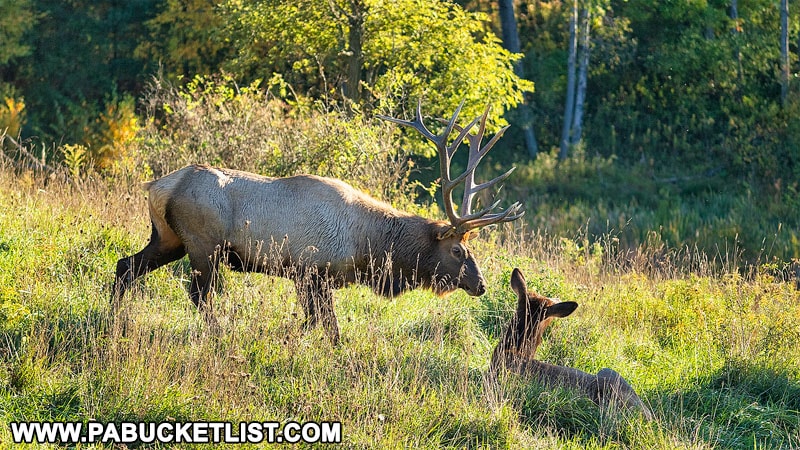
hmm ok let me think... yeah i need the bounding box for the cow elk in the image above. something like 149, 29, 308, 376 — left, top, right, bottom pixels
112, 101, 523, 345
490, 268, 654, 420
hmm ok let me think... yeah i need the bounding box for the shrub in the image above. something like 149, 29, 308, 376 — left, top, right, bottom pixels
137, 75, 422, 209
0, 91, 25, 143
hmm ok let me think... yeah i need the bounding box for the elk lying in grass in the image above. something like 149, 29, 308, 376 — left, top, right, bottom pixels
491, 268, 654, 420
112, 102, 523, 345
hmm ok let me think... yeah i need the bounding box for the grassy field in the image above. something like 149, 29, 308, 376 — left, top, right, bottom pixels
0, 163, 798, 449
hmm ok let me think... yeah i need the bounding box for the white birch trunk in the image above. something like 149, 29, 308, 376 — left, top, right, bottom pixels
560, 0, 578, 160
571, 6, 590, 147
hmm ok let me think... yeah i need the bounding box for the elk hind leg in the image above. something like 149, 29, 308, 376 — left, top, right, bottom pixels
187, 246, 225, 313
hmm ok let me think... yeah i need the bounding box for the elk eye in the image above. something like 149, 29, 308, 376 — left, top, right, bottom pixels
451, 245, 464, 259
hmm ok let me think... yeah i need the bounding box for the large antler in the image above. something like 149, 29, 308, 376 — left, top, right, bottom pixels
377, 101, 524, 236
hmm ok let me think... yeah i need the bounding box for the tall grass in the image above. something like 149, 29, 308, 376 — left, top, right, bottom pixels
507, 148, 800, 268
0, 157, 797, 448
1, 84, 798, 448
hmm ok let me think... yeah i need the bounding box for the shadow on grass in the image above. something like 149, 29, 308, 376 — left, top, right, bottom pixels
491, 352, 799, 448
650, 360, 800, 450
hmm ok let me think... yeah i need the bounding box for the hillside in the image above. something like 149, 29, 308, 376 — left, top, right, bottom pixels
0, 158, 798, 448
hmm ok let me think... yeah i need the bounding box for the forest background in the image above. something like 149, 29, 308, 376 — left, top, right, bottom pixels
1, 1, 800, 448
1, 0, 799, 266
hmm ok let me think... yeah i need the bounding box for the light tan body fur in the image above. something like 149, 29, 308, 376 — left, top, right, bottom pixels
146, 166, 426, 275
113, 165, 487, 345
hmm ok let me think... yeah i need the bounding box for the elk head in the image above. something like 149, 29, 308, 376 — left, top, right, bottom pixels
490, 270, 653, 420
501, 268, 578, 362
378, 101, 524, 297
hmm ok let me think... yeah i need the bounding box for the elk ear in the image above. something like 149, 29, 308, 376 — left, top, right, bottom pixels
435, 225, 458, 241
546, 301, 578, 318
510, 268, 527, 300
463, 230, 479, 241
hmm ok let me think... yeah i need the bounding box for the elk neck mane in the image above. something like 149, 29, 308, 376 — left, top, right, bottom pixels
351, 202, 453, 280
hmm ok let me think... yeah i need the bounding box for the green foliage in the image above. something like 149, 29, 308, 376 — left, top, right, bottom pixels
59, 144, 87, 179
8, 0, 158, 145
0, 0, 38, 65
508, 148, 800, 265
363, 0, 532, 128
136, 0, 229, 78
512, 0, 799, 196
139, 74, 423, 208
1, 0, 798, 219
220, 0, 533, 142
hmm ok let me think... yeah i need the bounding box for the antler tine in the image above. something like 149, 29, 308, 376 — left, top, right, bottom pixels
438, 105, 523, 232
461, 201, 525, 231
379, 100, 523, 234
437, 99, 468, 191
375, 101, 437, 143
378, 100, 472, 226
457, 167, 516, 219
439, 113, 482, 226
460, 104, 493, 217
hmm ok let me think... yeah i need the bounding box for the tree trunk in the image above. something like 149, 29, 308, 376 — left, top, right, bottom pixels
780, 0, 789, 106
560, 0, 578, 160
344, 0, 365, 104
498, 0, 522, 56
498, 0, 539, 158
570, 6, 590, 147
730, 0, 743, 85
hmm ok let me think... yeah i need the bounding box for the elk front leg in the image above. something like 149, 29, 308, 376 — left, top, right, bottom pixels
112, 224, 186, 304
295, 270, 340, 346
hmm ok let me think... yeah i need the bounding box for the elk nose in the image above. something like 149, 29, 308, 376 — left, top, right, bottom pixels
474, 279, 487, 296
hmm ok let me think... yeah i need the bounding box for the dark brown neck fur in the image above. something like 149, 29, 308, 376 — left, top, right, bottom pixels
356, 215, 447, 297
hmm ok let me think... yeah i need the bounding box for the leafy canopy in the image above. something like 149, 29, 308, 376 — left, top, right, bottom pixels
0, 0, 38, 66
220, 0, 534, 148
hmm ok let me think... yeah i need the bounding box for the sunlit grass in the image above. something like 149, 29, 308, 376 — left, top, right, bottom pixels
0, 166, 798, 449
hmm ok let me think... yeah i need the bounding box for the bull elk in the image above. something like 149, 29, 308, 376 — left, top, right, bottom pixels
491, 268, 654, 420
112, 101, 523, 345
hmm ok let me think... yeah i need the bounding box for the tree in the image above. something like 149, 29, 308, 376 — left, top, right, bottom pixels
13, 0, 158, 143
559, 0, 578, 160
587, 0, 794, 182
220, 0, 533, 140
498, 0, 539, 158
136, 0, 229, 79
570, 5, 591, 147
329, 0, 366, 103
0, 0, 37, 137
0, 0, 38, 67
558, 0, 594, 157
780, 0, 789, 105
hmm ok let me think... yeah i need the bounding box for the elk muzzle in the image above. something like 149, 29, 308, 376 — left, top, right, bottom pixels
458, 258, 487, 296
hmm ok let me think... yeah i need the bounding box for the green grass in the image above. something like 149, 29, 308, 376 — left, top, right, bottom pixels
0, 168, 798, 449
